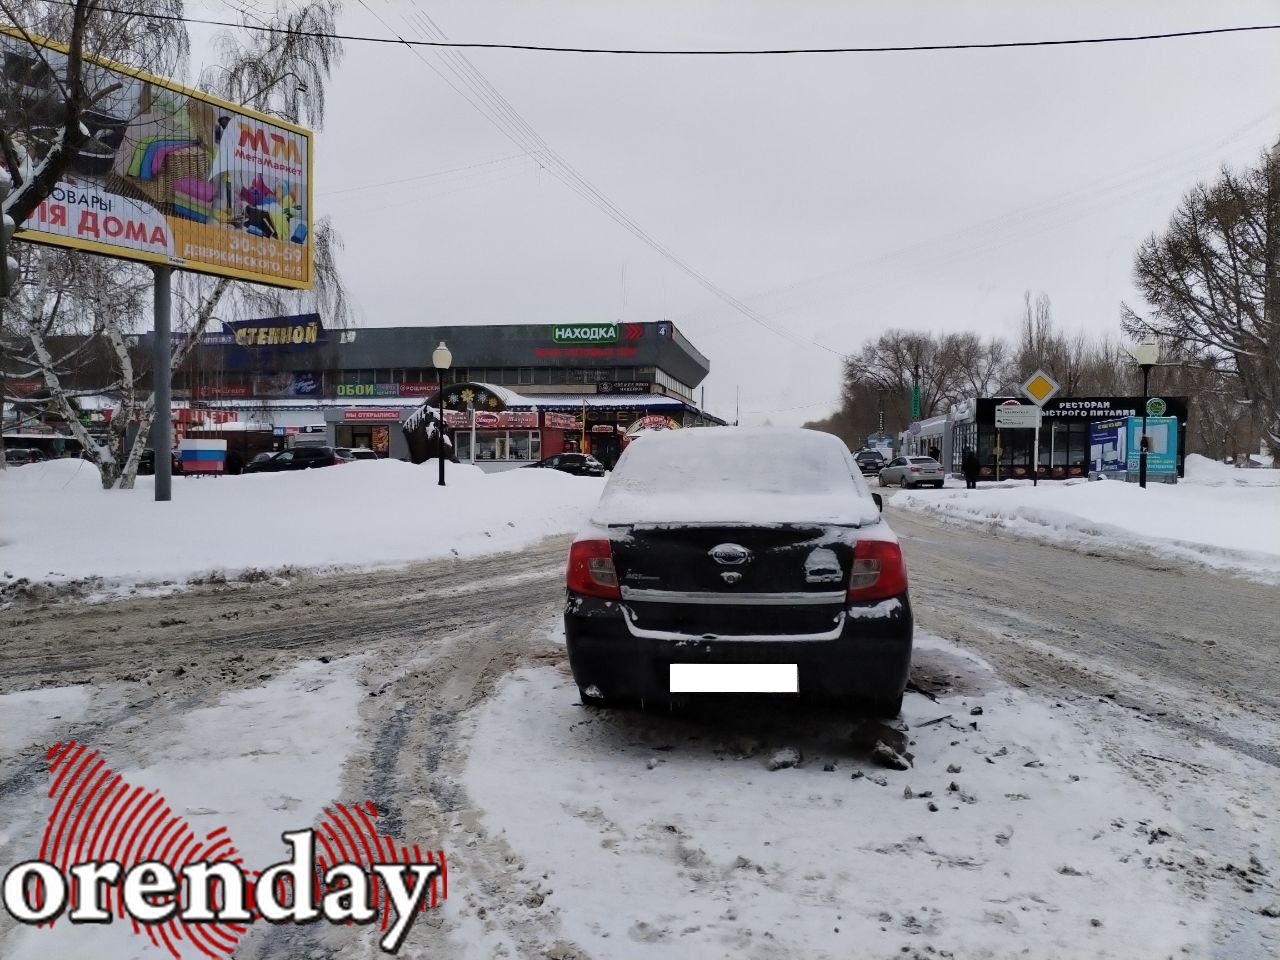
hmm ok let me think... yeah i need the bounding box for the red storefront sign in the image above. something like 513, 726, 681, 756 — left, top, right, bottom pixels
591, 424, 617, 433
543, 411, 581, 430
343, 408, 403, 421
472, 410, 539, 429
533, 346, 639, 359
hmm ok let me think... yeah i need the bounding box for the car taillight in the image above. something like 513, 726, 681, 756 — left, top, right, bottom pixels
566, 538, 621, 600
909, 466, 921, 473
847, 540, 908, 602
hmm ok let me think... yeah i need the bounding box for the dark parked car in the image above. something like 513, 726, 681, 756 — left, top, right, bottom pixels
4, 447, 47, 465
524, 453, 605, 477
855, 450, 886, 475
564, 427, 912, 716
137, 448, 182, 476
242, 445, 345, 473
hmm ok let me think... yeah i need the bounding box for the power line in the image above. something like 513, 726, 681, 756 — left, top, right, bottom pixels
38, 2, 1280, 54
317, 153, 530, 197
369, 0, 820, 352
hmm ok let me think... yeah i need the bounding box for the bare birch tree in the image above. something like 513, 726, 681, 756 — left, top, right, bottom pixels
1123, 145, 1280, 457
2, 1, 347, 487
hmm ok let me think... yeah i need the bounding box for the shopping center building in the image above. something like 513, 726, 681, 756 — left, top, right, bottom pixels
157, 316, 721, 467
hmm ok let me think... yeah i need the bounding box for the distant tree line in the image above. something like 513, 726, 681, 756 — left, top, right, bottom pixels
805, 292, 1262, 462
809, 141, 1280, 466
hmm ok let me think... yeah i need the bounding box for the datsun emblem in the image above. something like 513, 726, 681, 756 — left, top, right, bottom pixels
709, 543, 752, 566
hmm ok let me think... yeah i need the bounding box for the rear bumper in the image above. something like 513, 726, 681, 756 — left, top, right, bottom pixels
565, 592, 913, 701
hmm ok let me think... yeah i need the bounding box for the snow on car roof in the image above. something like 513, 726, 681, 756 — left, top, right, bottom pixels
591, 427, 880, 527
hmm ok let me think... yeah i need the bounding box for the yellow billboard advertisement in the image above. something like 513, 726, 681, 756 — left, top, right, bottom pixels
0, 27, 312, 289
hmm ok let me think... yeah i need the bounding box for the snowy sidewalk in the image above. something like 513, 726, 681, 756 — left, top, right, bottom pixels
892, 456, 1280, 583
0, 459, 603, 597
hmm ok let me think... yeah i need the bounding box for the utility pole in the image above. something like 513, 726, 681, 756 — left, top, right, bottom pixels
1267, 136, 1280, 450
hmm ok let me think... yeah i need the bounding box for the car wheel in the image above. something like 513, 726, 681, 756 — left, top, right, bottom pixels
878, 475, 887, 487
933, 482, 944, 489
861, 690, 904, 718
899, 475, 911, 489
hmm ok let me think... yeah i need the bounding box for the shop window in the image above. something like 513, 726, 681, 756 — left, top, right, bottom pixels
503, 368, 520, 385
533, 367, 551, 384
567, 368, 587, 384
454, 432, 471, 461
510, 431, 533, 461
548, 368, 566, 384
518, 367, 534, 385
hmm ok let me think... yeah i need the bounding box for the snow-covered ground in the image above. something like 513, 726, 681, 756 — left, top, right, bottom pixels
0, 659, 368, 960
892, 455, 1280, 583
463, 629, 1278, 960
0, 458, 604, 595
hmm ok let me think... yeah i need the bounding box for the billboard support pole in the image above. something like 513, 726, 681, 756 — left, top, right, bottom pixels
152, 266, 172, 501
1032, 415, 1040, 487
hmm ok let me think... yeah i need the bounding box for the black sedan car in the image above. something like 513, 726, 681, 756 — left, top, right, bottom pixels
854, 450, 887, 475
524, 453, 606, 477
564, 428, 912, 716
243, 445, 345, 473
4, 447, 47, 465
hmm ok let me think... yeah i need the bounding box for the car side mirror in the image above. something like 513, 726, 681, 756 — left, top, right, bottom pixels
872, 493, 883, 512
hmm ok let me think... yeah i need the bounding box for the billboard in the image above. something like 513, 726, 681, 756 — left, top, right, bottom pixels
1089, 418, 1127, 475
1125, 416, 1178, 475
0, 27, 312, 288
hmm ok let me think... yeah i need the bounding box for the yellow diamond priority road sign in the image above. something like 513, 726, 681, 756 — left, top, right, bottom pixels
1020, 369, 1060, 406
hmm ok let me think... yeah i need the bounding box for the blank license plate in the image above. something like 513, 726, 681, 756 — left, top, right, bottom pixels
669, 663, 798, 694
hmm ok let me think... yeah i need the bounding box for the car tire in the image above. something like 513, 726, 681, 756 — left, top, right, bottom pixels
878, 475, 887, 487
899, 475, 911, 489
933, 482, 944, 489
862, 690, 904, 718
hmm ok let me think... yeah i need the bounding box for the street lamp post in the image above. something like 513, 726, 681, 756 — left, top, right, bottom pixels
432, 341, 452, 486
1132, 340, 1161, 489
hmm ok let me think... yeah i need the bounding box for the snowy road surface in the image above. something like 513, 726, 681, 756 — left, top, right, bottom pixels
1, 508, 1276, 959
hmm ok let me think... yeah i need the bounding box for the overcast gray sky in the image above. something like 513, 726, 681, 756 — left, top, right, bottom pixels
195, 1, 1280, 425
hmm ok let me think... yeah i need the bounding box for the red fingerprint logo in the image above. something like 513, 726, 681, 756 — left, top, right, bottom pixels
313, 803, 446, 926
20, 742, 447, 958
38, 741, 250, 958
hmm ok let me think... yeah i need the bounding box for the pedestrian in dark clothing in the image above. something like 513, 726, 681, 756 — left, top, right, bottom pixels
225, 448, 244, 475
961, 447, 979, 489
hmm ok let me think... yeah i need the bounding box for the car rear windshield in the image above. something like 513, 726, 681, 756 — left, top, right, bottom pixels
593, 428, 879, 526
909, 457, 939, 464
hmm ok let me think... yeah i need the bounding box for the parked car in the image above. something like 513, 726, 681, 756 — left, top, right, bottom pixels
335, 446, 379, 461
878, 456, 945, 489
564, 427, 912, 716
137, 448, 182, 476
524, 453, 605, 477
4, 447, 47, 465
854, 450, 886, 475
242, 445, 345, 473
248, 451, 276, 467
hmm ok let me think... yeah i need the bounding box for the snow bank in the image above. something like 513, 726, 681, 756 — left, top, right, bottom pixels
1183, 453, 1280, 488
894, 474, 1280, 582
0, 459, 604, 591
